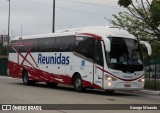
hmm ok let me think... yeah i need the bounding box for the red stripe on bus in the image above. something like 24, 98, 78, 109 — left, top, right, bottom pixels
78, 33, 102, 41
95, 66, 143, 82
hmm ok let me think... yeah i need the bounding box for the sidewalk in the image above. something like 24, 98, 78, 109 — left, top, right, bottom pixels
139, 90, 160, 96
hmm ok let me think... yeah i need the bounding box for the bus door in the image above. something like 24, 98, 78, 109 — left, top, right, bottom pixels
93, 40, 104, 89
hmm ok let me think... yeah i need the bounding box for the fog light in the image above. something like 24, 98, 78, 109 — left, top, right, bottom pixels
108, 83, 112, 86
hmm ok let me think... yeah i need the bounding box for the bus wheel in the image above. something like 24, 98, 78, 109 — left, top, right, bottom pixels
73, 75, 85, 92
46, 82, 58, 87
22, 71, 35, 85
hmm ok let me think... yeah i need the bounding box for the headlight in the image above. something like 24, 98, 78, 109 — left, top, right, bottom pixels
138, 78, 145, 82
105, 74, 117, 81
107, 77, 112, 81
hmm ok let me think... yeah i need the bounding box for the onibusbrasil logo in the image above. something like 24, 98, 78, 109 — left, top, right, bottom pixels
1, 105, 42, 111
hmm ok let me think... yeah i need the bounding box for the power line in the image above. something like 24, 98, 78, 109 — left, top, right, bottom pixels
20, 0, 120, 9
56, 6, 107, 16
59, 0, 119, 9
17, 0, 110, 17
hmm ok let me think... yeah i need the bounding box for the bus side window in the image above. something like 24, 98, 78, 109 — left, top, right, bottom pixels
24, 39, 38, 52
10, 40, 19, 53
38, 38, 52, 52
94, 40, 104, 66
75, 37, 95, 60
54, 36, 75, 52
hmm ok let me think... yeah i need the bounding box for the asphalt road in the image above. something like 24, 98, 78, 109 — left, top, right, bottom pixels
0, 76, 159, 113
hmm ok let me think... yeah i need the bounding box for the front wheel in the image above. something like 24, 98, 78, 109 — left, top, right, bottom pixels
73, 75, 85, 92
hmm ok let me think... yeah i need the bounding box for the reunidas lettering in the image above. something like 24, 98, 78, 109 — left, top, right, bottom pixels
38, 53, 70, 65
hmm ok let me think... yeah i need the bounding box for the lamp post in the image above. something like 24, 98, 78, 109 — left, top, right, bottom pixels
52, 0, 55, 33
7, 0, 11, 56
7, 0, 10, 45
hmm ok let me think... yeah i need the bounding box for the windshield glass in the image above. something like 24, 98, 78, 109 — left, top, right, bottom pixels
106, 37, 143, 72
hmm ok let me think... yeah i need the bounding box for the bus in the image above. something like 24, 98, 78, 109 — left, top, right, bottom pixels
8, 26, 152, 92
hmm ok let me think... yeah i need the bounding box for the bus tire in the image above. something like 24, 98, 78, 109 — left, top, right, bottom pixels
22, 71, 35, 85
46, 82, 58, 87
73, 75, 85, 92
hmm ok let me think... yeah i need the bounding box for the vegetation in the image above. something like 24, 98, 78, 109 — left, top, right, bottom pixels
110, 0, 160, 40
108, 0, 160, 61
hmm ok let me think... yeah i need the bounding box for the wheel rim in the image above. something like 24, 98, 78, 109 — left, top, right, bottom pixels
75, 78, 82, 90
23, 72, 28, 83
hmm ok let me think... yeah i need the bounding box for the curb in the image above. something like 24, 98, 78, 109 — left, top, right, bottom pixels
140, 90, 160, 96
133, 90, 160, 96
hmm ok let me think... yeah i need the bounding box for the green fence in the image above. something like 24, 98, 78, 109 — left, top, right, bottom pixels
144, 58, 160, 91
0, 58, 8, 76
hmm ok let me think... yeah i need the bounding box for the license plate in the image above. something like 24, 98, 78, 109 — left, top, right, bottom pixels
124, 84, 131, 87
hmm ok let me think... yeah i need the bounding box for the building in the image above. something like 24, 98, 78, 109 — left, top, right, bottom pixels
0, 35, 8, 47
0, 35, 8, 55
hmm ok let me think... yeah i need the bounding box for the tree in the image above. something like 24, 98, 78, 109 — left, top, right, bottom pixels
110, 0, 160, 39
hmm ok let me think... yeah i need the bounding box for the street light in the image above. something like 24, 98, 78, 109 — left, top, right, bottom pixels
52, 0, 55, 33
7, 0, 10, 45
7, 0, 10, 56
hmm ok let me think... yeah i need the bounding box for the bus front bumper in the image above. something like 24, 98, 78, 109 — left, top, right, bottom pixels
104, 82, 144, 91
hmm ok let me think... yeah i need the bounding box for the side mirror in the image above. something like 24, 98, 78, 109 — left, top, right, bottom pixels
140, 41, 152, 56
103, 37, 111, 52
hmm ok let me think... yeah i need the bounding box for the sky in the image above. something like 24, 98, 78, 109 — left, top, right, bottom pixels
0, 0, 126, 38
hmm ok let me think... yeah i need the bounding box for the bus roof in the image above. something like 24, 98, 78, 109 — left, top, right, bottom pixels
12, 26, 136, 41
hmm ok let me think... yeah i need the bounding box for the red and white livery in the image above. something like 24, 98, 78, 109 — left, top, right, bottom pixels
8, 26, 152, 92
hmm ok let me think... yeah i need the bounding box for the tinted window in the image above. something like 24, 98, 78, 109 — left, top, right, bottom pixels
38, 38, 53, 52
54, 36, 75, 52
22, 39, 38, 52
74, 36, 95, 59
94, 40, 104, 66
10, 40, 19, 53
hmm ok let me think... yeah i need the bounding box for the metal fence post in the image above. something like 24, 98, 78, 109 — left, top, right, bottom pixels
154, 64, 157, 91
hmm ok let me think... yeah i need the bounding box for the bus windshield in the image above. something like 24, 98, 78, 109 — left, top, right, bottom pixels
106, 37, 143, 72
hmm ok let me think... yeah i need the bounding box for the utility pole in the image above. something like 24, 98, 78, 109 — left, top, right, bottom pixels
7, 0, 11, 45
52, 0, 55, 33
7, 0, 11, 56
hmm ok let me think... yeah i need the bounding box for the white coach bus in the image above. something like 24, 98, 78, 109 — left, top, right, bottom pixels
8, 26, 152, 92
